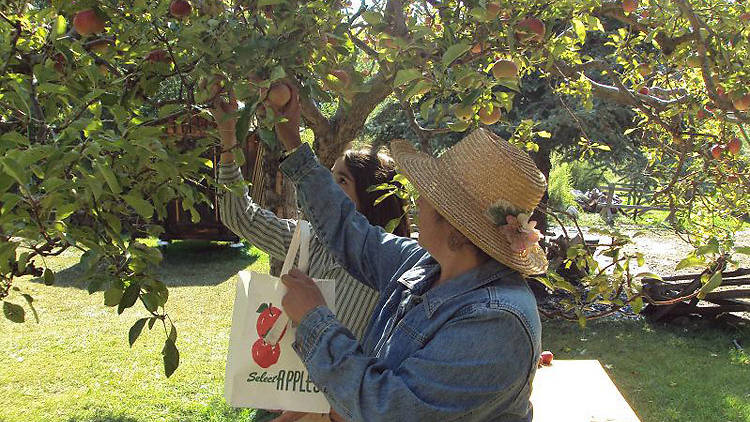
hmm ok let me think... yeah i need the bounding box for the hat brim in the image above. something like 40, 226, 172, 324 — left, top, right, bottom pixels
390, 139, 548, 276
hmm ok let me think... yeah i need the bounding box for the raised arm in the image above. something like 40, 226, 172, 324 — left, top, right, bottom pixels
270, 82, 423, 290
217, 162, 296, 262
280, 143, 422, 290
210, 78, 295, 262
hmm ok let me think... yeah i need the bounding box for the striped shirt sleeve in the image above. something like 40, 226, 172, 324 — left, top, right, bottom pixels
217, 161, 295, 262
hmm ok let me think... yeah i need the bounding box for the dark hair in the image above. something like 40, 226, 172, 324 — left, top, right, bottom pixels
343, 148, 411, 238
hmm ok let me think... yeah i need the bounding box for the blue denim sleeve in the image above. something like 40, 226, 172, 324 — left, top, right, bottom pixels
280, 143, 425, 291
293, 306, 534, 421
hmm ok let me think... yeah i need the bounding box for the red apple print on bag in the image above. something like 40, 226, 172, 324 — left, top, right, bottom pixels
250, 303, 285, 368
252, 338, 281, 368
256, 302, 287, 341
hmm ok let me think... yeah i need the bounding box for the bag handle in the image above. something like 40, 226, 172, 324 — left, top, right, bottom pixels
281, 220, 311, 276
264, 221, 310, 345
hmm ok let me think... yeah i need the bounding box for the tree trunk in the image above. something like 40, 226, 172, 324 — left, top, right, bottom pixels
532, 148, 552, 235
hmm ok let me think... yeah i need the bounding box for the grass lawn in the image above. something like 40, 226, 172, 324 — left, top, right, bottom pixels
2, 242, 749, 421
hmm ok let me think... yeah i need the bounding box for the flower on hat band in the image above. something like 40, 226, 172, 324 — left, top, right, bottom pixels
487, 200, 541, 254
500, 213, 541, 254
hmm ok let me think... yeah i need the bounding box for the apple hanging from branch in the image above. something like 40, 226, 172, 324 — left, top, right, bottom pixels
73, 9, 105, 36
491, 59, 518, 79
170, 0, 192, 18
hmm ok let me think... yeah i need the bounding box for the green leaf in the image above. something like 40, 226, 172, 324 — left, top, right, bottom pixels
697, 271, 722, 299
55, 15, 67, 36
442, 43, 471, 67
572, 18, 587, 42
43, 268, 55, 286
1, 158, 27, 186
129, 318, 149, 347
148, 317, 157, 330
3, 301, 25, 323
104, 286, 124, 307
394, 69, 423, 88
362, 11, 382, 25
631, 297, 644, 314
385, 217, 401, 234
635, 272, 662, 281
373, 190, 395, 206
675, 255, 706, 270
118, 282, 141, 315
123, 193, 154, 219
96, 161, 121, 194
162, 339, 180, 378
235, 105, 253, 146
734, 247, 750, 256
256, 303, 269, 313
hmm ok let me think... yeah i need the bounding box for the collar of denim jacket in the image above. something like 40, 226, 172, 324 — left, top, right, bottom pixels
421, 259, 515, 318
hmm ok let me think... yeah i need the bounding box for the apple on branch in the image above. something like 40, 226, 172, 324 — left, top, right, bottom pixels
266, 83, 292, 108
515, 17, 545, 44
727, 137, 741, 155
622, 0, 638, 14
73, 9, 105, 36
491, 59, 518, 79
478, 104, 501, 125
170, 0, 192, 18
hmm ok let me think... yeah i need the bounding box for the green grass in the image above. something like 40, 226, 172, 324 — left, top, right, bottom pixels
2, 244, 749, 421
542, 318, 750, 422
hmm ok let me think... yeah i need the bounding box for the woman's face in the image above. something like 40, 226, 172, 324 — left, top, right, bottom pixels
332, 157, 360, 210
416, 195, 445, 251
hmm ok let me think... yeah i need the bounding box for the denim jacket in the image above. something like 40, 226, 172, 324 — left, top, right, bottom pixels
280, 144, 542, 422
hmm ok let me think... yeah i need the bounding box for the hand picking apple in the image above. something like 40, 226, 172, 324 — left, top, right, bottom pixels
263, 81, 302, 152
280, 268, 327, 325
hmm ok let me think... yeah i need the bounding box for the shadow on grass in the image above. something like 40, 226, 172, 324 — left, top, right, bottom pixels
29, 241, 263, 290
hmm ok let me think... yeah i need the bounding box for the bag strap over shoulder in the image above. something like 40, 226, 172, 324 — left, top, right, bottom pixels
281, 220, 311, 276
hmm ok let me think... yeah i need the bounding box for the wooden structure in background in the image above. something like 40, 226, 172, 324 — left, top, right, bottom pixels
642, 268, 750, 322
159, 116, 267, 242
599, 182, 667, 223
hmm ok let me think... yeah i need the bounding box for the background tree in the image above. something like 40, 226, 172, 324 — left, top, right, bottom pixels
1, 0, 749, 375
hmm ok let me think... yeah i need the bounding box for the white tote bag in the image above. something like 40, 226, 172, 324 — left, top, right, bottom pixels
224, 221, 335, 413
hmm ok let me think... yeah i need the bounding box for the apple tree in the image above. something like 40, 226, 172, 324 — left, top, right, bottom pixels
1, 0, 749, 374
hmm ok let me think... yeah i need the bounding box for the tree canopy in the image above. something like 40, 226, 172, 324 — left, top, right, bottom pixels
1, 0, 749, 375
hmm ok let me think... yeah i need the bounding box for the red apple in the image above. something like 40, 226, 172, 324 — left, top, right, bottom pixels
485, 3, 501, 20
492, 59, 518, 79
540, 350, 554, 366
266, 83, 292, 108
478, 105, 501, 125
329, 69, 351, 88
170, 0, 192, 18
256, 303, 285, 338
710, 144, 725, 159
732, 92, 750, 111
251, 338, 281, 368
623, 0, 638, 14
89, 39, 112, 54
515, 17, 546, 44
727, 137, 741, 155
145, 49, 170, 63
73, 9, 105, 36
742, 13, 750, 22
639, 86, 649, 95
53, 53, 66, 74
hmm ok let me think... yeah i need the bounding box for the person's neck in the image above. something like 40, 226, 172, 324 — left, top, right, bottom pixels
434, 250, 490, 287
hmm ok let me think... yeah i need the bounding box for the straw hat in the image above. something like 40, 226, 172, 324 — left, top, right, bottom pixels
390, 128, 548, 275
